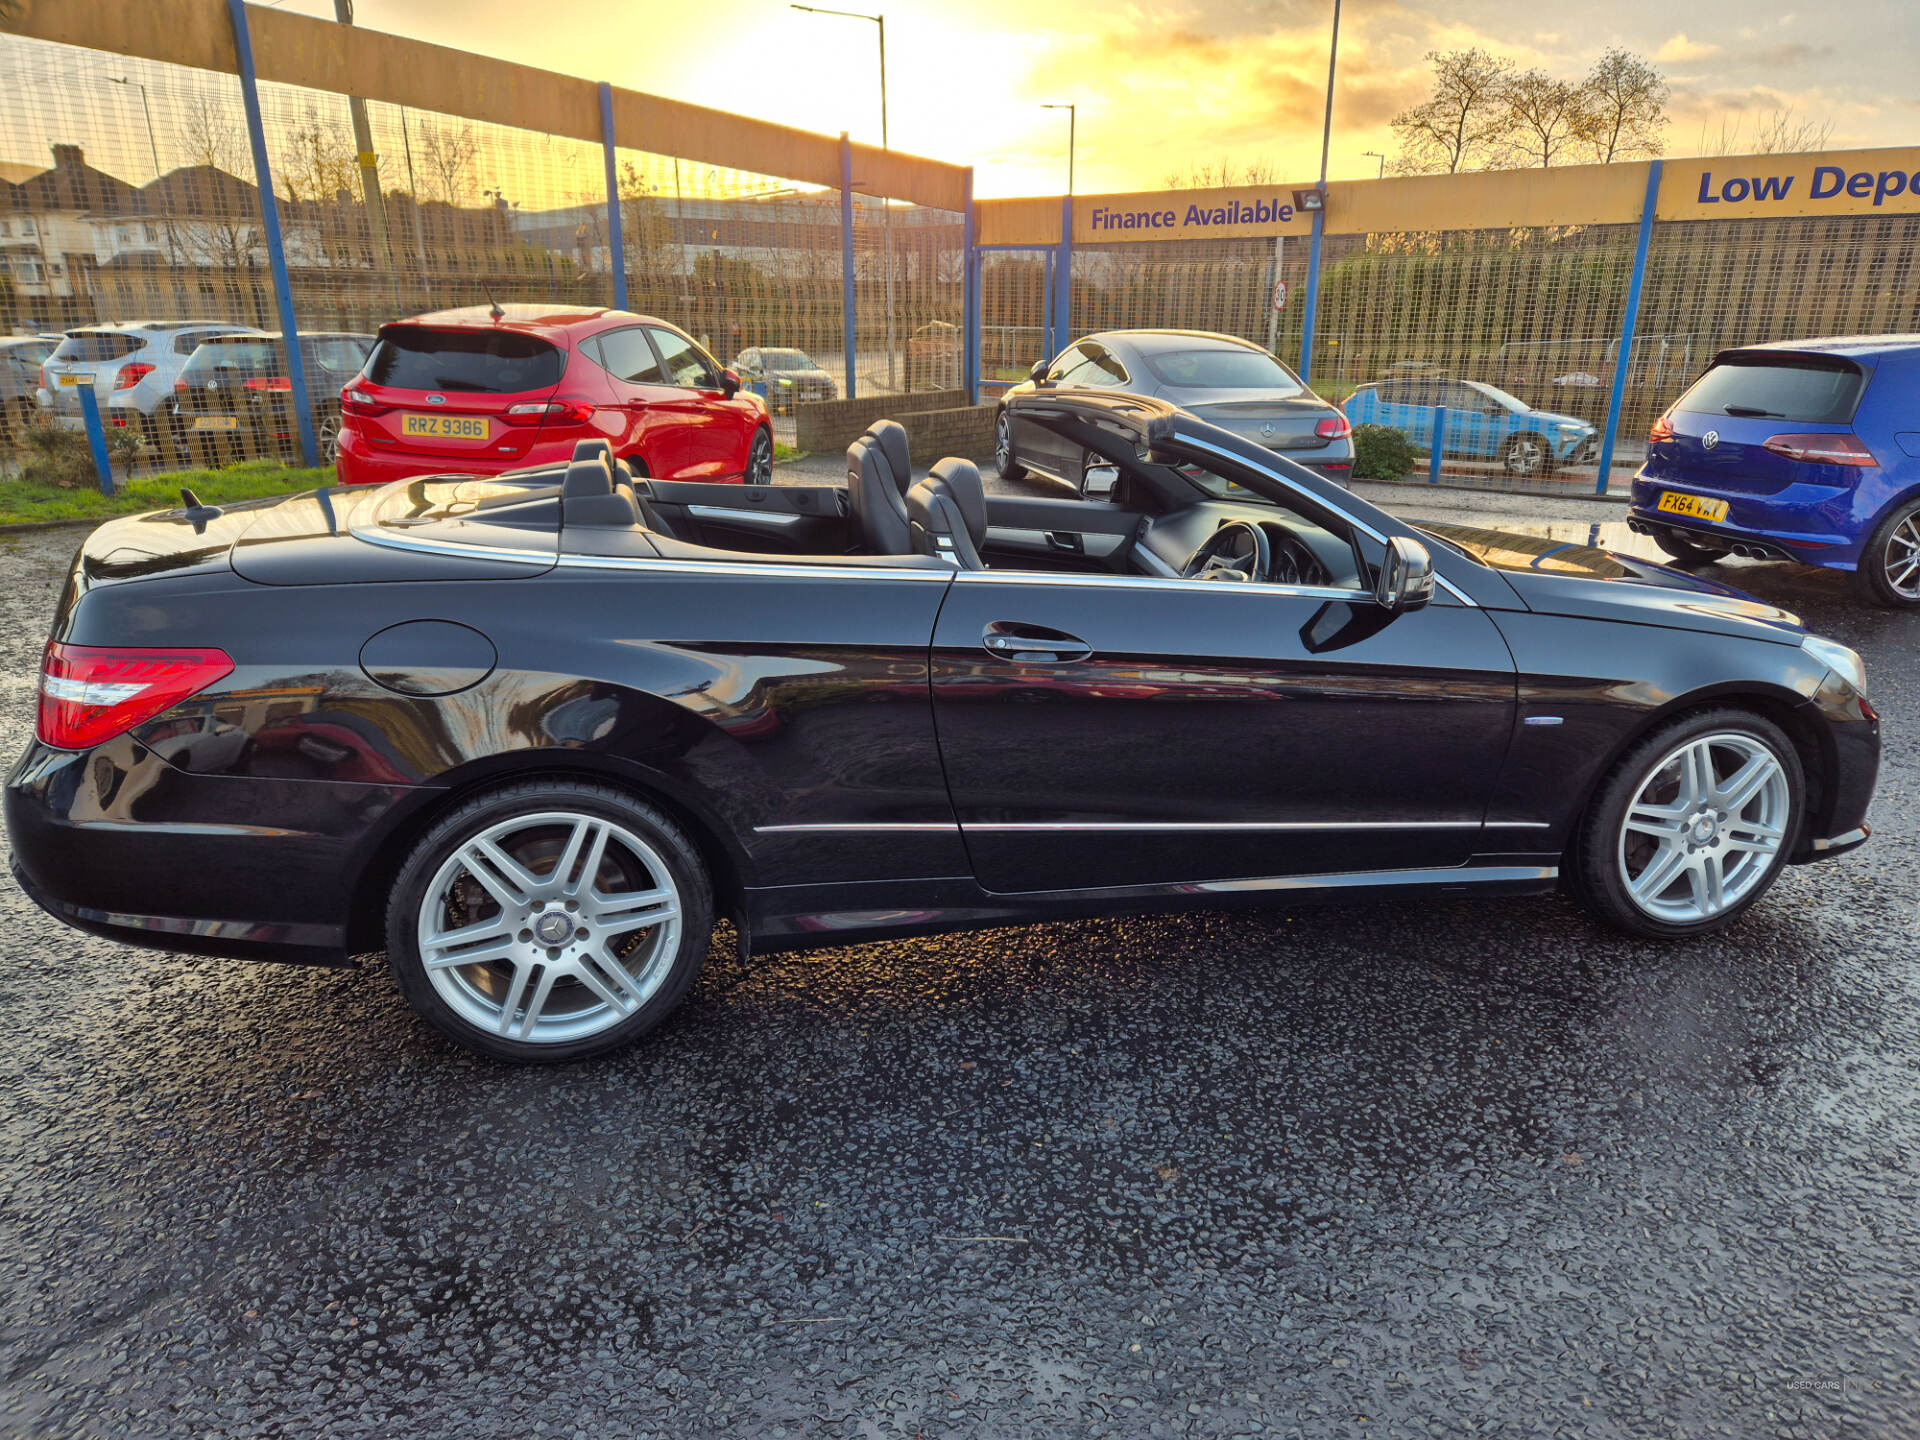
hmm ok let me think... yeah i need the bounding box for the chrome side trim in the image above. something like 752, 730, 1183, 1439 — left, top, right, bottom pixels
954, 569, 1370, 603
1138, 863, 1558, 897
755, 819, 1542, 835
350, 524, 556, 568
687, 505, 803, 529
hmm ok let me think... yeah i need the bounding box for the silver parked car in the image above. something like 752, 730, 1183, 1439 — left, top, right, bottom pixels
997, 330, 1355, 490
0, 333, 62, 435
38, 321, 262, 438
729, 347, 838, 414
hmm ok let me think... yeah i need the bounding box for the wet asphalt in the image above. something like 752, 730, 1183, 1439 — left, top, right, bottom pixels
1, 489, 1917, 1439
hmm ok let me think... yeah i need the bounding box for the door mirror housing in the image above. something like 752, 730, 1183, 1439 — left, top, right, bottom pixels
1029, 359, 1050, 385
1373, 535, 1434, 612
718, 369, 741, 399
1081, 462, 1119, 500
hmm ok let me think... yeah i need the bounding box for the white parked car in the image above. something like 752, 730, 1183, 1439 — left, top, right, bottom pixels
38, 321, 262, 438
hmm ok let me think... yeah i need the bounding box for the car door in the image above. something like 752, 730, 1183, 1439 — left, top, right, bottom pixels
1015, 345, 1094, 484
589, 325, 684, 474
644, 325, 753, 480
928, 515, 1518, 894
1441, 381, 1495, 458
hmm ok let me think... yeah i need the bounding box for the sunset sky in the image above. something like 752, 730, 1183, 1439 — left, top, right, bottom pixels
64, 0, 1920, 196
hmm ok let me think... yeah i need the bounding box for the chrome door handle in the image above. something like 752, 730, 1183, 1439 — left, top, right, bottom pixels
982, 623, 1093, 662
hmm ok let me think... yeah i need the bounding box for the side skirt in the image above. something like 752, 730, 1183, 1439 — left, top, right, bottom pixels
743, 858, 1562, 956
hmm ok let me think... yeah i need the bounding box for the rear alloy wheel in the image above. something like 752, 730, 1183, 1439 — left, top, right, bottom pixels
1651, 529, 1731, 566
1852, 497, 1920, 608
1574, 708, 1802, 939
746, 427, 774, 486
387, 781, 713, 1062
1501, 432, 1549, 477
315, 407, 343, 466
995, 409, 1026, 481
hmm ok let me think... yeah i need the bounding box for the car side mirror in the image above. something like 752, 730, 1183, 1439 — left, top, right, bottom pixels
1374, 535, 1434, 612
718, 369, 741, 399
1082, 463, 1119, 500
1029, 359, 1050, 385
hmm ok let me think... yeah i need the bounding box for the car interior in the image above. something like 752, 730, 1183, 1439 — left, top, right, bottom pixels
456, 417, 1369, 590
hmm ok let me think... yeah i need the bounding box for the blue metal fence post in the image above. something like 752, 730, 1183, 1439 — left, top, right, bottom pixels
1299, 205, 1325, 387
962, 167, 978, 405
598, 83, 628, 311
225, 0, 317, 470
1428, 407, 1447, 484
1597, 159, 1664, 495
76, 385, 114, 495
839, 134, 857, 401
1040, 251, 1053, 363
1053, 194, 1073, 354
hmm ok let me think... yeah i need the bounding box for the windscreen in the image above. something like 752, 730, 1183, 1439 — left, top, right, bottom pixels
1142, 346, 1304, 394
184, 339, 282, 372
761, 350, 813, 369
54, 332, 142, 363
1676, 355, 1865, 424
366, 327, 565, 394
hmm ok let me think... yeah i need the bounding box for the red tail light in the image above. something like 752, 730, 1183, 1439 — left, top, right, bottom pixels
38, 367, 49, 391
503, 399, 595, 427
1649, 413, 1674, 443
174, 377, 190, 392
244, 376, 293, 391
1315, 413, 1352, 440
1761, 433, 1877, 467
341, 386, 390, 417
37, 643, 234, 751
113, 362, 155, 391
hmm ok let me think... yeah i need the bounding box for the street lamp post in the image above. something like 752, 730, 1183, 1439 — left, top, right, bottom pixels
793, 4, 896, 390
1317, 0, 1342, 186
1363, 150, 1386, 179
1041, 103, 1075, 196
108, 74, 182, 297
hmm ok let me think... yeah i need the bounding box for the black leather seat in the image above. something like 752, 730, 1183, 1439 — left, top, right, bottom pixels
863, 419, 913, 499
845, 436, 914, 555
906, 457, 988, 570
560, 449, 641, 528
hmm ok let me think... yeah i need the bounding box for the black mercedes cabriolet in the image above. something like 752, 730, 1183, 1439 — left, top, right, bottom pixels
6, 391, 1878, 1061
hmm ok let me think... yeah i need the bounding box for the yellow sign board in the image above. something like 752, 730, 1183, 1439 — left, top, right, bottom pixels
1658, 148, 1920, 221
1074, 185, 1314, 245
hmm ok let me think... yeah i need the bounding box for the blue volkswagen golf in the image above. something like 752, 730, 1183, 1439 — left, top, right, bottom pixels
1342, 375, 1598, 476
1629, 338, 1920, 607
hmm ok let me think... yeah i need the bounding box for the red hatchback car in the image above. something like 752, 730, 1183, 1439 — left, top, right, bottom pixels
334, 305, 775, 487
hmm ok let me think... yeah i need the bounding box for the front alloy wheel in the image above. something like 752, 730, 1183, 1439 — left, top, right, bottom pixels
388, 782, 712, 1061
1501, 432, 1548, 477
746, 427, 774, 486
1574, 708, 1802, 938
995, 409, 1026, 481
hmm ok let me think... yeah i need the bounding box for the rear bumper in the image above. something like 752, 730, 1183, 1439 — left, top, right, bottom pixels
335, 426, 563, 486
5, 736, 416, 964
1628, 466, 1883, 570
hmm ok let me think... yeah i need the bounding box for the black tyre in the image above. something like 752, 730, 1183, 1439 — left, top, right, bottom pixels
1651, 529, 1730, 565
994, 408, 1026, 481
1850, 496, 1920, 608
1572, 707, 1803, 939
386, 780, 714, 1063
1500, 431, 1549, 477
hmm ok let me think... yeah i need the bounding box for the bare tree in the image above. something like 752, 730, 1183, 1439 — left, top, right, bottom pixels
418, 121, 479, 205
1501, 70, 1584, 167
276, 103, 362, 265
174, 94, 256, 272
1390, 50, 1515, 174
1160, 156, 1282, 189
1574, 48, 1668, 163
1700, 106, 1837, 156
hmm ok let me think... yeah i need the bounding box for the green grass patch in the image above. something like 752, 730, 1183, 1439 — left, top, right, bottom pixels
0, 460, 332, 527
773, 441, 803, 463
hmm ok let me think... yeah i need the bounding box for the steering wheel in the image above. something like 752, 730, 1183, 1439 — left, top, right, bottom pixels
1183, 520, 1271, 582
1263, 522, 1335, 588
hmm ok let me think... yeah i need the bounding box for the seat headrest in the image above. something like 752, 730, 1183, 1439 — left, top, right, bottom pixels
906, 479, 984, 570
847, 435, 913, 556
865, 419, 913, 499
562, 452, 614, 499
923, 457, 986, 545
572, 438, 614, 467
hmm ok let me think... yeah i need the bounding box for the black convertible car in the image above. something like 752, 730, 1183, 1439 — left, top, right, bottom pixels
6, 391, 1878, 1061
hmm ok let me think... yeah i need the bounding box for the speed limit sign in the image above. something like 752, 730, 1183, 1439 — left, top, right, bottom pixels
1270, 278, 1288, 311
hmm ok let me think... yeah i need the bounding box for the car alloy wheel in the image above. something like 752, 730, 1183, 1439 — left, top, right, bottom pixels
316, 409, 343, 465
1879, 512, 1920, 600
1615, 731, 1791, 924
747, 427, 774, 485
409, 805, 691, 1054
994, 409, 1025, 481
1502, 433, 1547, 476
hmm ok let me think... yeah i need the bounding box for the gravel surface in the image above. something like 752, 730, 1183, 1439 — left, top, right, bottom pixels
2, 501, 1916, 1439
